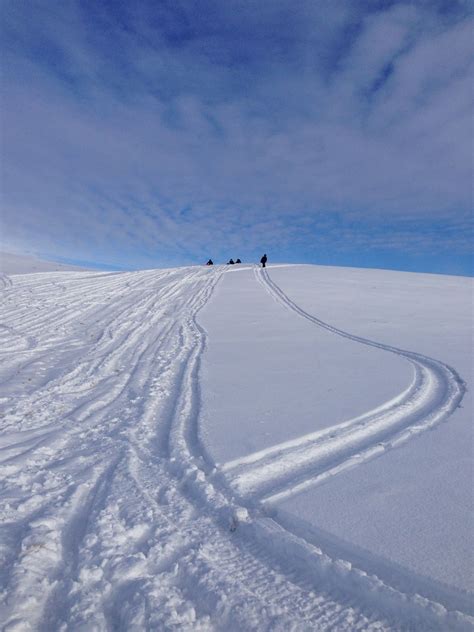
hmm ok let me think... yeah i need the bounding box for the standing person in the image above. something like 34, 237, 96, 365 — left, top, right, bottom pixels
260, 253, 267, 268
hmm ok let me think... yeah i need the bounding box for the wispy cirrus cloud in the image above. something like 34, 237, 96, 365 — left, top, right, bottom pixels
1, 0, 472, 273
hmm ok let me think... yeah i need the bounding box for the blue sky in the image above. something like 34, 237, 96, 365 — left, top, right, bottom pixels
1, 0, 473, 275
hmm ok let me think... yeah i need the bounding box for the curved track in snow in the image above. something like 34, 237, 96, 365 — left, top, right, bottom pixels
219, 267, 466, 504
0, 266, 471, 631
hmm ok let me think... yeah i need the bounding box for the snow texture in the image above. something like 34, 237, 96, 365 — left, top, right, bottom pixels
0, 262, 472, 631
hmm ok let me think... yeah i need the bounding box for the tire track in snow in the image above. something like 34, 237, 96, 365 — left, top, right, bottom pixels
1, 265, 470, 631
115, 268, 394, 631
0, 269, 191, 417
0, 268, 217, 630
219, 266, 465, 504
45, 267, 371, 632
0, 273, 13, 291
0, 323, 37, 354
0, 270, 168, 397
171, 265, 472, 630
0, 456, 122, 632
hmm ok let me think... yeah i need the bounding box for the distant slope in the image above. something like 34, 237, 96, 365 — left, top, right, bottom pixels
0, 252, 93, 274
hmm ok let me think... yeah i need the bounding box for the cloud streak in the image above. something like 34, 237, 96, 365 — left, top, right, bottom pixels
1, 0, 473, 272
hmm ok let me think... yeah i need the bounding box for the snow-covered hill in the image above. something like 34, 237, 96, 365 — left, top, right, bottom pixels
0, 251, 93, 275
0, 263, 472, 631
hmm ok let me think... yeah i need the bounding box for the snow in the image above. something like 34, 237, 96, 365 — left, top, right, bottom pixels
199, 266, 411, 464
0, 261, 472, 631
0, 251, 93, 275
265, 265, 473, 599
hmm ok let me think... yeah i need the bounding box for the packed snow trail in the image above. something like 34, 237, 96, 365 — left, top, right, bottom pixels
219, 266, 466, 504
0, 267, 471, 630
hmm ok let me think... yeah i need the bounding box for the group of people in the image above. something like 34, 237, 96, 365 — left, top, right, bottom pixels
205, 254, 267, 267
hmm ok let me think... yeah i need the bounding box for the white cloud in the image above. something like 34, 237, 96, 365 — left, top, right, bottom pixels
1, 1, 472, 268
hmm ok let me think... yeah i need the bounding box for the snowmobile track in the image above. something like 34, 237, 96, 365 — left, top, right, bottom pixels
0, 266, 471, 631
218, 266, 466, 505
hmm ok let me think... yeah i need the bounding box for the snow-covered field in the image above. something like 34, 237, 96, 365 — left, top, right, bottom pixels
0, 261, 472, 631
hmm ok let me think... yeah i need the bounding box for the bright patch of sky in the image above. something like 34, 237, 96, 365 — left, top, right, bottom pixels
1, 0, 473, 274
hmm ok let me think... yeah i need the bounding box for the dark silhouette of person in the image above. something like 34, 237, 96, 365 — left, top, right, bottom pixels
227, 259, 235, 265
206, 259, 213, 265
235, 258, 242, 263
260, 254, 267, 268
